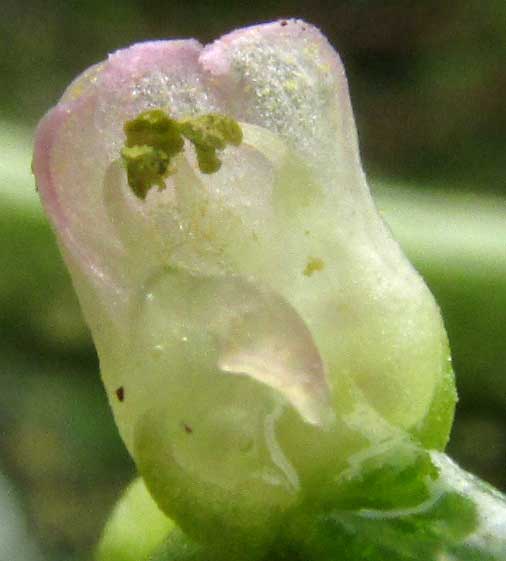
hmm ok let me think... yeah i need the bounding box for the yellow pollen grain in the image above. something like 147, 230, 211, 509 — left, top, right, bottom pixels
303, 257, 325, 277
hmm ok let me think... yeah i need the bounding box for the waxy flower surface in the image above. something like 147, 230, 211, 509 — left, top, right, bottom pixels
33, 20, 455, 545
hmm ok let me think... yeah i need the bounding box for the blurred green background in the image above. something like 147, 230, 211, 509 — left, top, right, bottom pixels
1, 1, 505, 560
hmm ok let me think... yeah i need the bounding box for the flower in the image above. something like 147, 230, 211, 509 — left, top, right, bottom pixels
33, 20, 455, 546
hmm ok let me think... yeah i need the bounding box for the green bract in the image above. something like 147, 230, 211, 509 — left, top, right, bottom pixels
33, 19, 460, 554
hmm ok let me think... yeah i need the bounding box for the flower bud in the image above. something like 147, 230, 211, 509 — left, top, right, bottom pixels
33, 20, 455, 546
